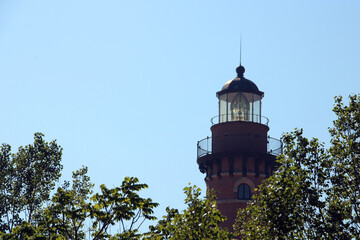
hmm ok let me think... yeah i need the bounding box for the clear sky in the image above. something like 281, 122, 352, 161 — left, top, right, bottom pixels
1, 0, 359, 230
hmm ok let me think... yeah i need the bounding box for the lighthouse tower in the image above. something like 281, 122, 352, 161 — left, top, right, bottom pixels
196, 64, 282, 230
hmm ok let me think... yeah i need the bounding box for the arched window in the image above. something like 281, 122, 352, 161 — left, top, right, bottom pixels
238, 183, 250, 200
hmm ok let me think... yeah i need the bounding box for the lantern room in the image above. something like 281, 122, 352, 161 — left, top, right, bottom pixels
216, 65, 264, 124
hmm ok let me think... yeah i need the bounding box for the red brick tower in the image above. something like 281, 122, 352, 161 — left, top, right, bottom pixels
197, 64, 282, 230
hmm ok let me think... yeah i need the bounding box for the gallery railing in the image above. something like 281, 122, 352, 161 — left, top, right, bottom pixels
197, 135, 282, 158
210, 113, 269, 126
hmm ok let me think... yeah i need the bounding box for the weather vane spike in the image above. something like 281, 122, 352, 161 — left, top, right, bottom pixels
239, 34, 242, 66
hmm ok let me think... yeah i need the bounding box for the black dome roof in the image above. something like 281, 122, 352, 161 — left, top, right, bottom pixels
216, 65, 264, 97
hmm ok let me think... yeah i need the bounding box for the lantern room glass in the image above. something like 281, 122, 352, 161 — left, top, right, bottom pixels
219, 92, 262, 124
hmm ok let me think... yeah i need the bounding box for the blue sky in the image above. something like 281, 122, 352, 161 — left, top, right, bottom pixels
1, 0, 359, 230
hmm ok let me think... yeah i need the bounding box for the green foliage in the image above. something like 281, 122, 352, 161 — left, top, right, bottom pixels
0, 221, 47, 240
0, 133, 159, 240
235, 95, 360, 239
39, 166, 94, 239
328, 95, 360, 237
147, 185, 233, 240
90, 177, 159, 240
0, 133, 63, 232
0, 133, 231, 239
38, 170, 158, 240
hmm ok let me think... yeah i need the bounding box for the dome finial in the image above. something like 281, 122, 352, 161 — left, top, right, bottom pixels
236, 65, 245, 77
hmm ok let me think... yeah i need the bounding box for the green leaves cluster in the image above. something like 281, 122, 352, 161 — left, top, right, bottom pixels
90, 177, 158, 239
0, 133, 230, 240
0, 134, 159, 240
0, 132, 62, 233
40, 170, 158, 240
236, 94, 360, 239
146, 185, 233, 240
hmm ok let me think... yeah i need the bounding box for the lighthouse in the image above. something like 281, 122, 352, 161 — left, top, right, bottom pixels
196, 64, 282, 230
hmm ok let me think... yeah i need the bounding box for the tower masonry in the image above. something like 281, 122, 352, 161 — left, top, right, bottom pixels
196, 65, 282, 230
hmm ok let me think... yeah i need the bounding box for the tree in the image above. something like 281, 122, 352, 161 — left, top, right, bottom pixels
0, 132, 63, 232
1, 167, 158, 239
0, 221, 50, 240
0, 133, 231, 239
38, 168, 158, 240
39, 166, 94, 239
147, 185, 233, 240
89, 176, 158, 239
0, 134, 159, 239
235, 95, 360, 239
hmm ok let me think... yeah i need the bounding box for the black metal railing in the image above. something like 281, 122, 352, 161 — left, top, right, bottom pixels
210, 113, 269, 126
267, 136, 283, 156
197, 135, 282, 158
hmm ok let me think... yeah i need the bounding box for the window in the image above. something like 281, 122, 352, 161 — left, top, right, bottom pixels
238, 183, 250, 200
231, 93, 250, 121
